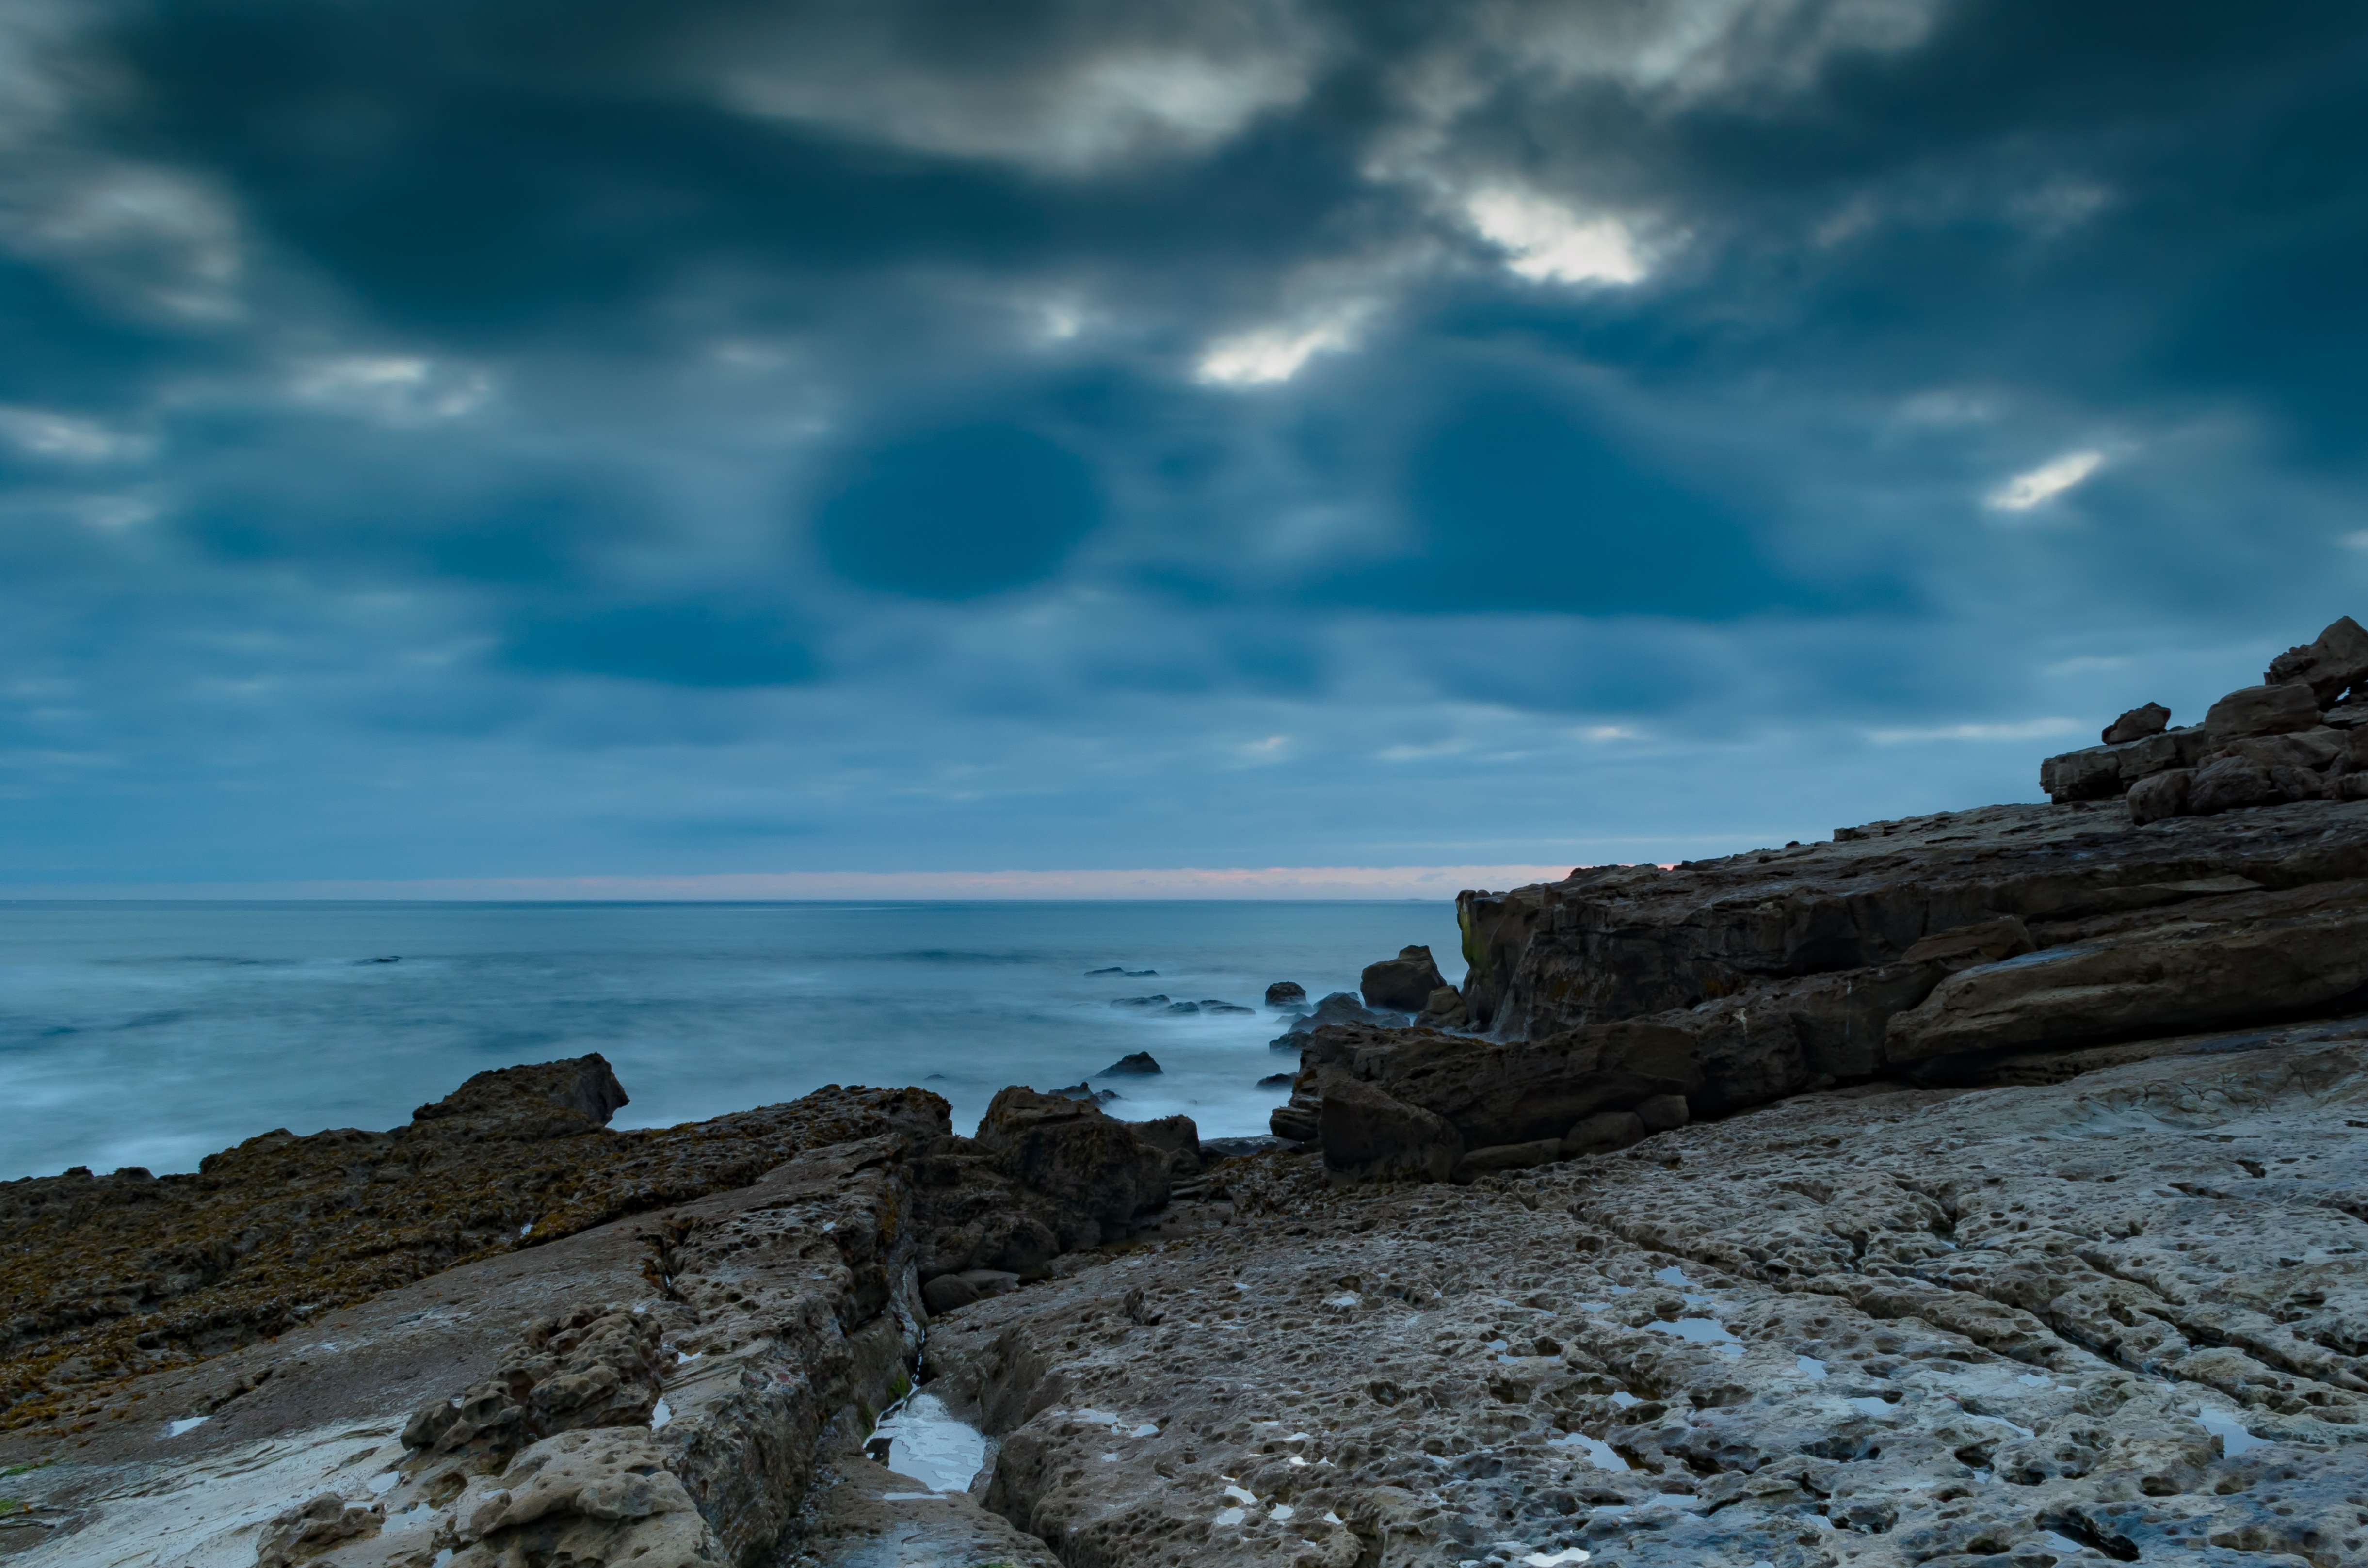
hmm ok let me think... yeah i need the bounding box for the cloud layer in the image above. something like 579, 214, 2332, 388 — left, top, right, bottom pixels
7, 0, 2368, 884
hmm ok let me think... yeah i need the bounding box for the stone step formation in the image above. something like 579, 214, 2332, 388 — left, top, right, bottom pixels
2038, 614, 2368, 819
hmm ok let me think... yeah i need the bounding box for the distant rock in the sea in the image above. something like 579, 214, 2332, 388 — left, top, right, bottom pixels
1097, 1052, 1161, 1077
1110, 994, 1168, 1008
1263, 980, 1306, 1008
1198, 999, 1254, 1014
1269, 990, 1399, 1049
1050, 1081, 1120, 1104
1086, 966, 1158, 977
1256, 1072, 1293, 1088
1084, 965, 1125, 975
1164, 1001, 1198, 1014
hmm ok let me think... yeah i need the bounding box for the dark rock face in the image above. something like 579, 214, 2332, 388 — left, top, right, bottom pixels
1097, 1052, 1162, 1076
2265, 612, 2368, 700
2206, 681, 2321, 743
1263, 980, 1306, 1008
907, 1088, 1179, 1277
410, 1053, 630, 1138
1360, 944, 1448, 1011
1315, 1077, 1462, 1182
1381, 794, 2368, 1185
2101, 701, 2170, 744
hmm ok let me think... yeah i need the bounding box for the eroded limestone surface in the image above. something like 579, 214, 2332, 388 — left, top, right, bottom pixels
925, 1030, 2368, 1568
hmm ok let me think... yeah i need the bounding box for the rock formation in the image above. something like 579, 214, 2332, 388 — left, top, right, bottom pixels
9, 618, 2368, 1567
2038, 615, 2368, 812
929, 1022, 2368, 1568
1361, 945, 1448, 1011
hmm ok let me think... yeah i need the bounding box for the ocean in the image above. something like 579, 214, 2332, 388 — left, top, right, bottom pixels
0, 900, 1465, 1181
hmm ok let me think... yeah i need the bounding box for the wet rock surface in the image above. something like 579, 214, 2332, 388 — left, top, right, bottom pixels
924, 1027, 2368, 1568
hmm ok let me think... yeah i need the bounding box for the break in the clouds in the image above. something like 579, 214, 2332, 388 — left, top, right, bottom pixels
5, 0, 2368, 887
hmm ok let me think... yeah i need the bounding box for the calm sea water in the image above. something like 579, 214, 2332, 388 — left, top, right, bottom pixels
0, 901, 1464, 1181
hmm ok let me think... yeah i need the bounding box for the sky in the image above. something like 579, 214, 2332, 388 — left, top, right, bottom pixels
4, 0, 2368, 895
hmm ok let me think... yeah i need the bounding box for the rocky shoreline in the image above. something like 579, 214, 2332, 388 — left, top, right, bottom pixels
4, 626, 2367, 1568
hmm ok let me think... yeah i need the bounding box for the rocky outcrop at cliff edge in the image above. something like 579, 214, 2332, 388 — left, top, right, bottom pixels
0, 1124, 1058, 1568
0, 1063, 1190, 1438
2037, 615, 2368, 811
1259, 621, 2368, 1184
1418, 797, 2368, 1169
1459, 793, 2366, 1050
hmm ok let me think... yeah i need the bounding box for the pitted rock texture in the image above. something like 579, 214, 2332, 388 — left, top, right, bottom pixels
925, 1029, 2368, 1568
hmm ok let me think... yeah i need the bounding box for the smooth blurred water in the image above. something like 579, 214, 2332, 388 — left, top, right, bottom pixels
0, 900, 1463, 1181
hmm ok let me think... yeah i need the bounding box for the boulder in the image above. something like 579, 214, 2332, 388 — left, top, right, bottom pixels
2219, 726, 2343, 772
1416, 984, 1470, 1028
2203, 683, 2319, 743
1360, 945, 1448, 1012
1562, 1110, 1647, 1155
1162, 1001, 1200, 1015
1316, 1076, 1463, 1183
2040, 744, 2127, 803
2127, 768, 2192, 825
2264, 614, 2368, 703
1297, 1020, 1695, 1149
1885, 885, 2368, 1062
2188, 756, 2317, 816
2101, 702, 2171, 745
1129, 1112, 1202, 1179
410, 1053, 628, 1140
973, 1087, 1173, 1232
1635, 1093, 1690, 1132
1256, 1072, 1292, 1087
1264, 981, 1308, 1008
921, 1273, 981, 1314
1097, 1052, 1162, 1076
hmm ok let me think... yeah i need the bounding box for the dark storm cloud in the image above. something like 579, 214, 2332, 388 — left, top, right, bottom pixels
6, 0, 2368, 882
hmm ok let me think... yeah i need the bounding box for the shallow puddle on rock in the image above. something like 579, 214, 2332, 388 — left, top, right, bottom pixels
871, 1392, 986, 1493
1549, 1431, 1630, 1471
2194, 1406, 2267, 1456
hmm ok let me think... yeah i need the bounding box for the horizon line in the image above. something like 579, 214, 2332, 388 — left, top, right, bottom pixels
0, 863, 1608, 901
